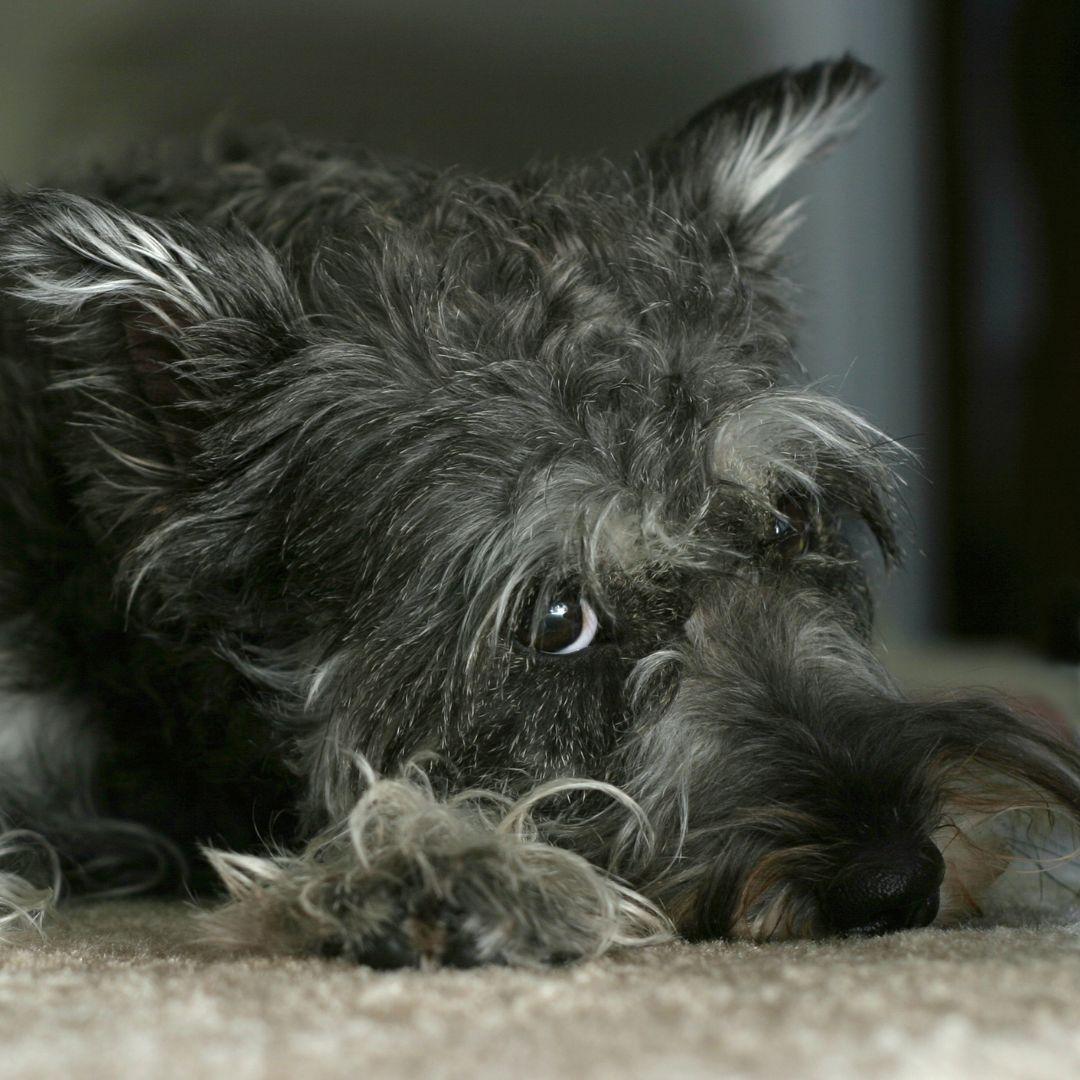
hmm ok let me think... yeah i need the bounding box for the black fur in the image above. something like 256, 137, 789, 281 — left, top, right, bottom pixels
0, 57, 1077, 963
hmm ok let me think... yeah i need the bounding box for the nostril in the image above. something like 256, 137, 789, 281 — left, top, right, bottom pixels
822, 841, 945, 937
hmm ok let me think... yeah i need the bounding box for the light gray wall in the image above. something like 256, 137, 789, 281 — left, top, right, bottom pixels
0, 0, 938, 639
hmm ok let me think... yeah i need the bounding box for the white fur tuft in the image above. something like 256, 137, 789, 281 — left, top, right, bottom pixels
198, 762, 671, 965
0, 830, 61, 940
715, 63, 872, 216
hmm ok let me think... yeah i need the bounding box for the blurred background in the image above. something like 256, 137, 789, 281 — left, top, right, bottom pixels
0, 0, 1075, 655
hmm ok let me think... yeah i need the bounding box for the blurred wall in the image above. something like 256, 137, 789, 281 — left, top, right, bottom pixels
0, 0, 938, 639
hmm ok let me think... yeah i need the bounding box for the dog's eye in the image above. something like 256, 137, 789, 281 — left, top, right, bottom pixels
766, 496, 815, 558
518, 596, 600, 655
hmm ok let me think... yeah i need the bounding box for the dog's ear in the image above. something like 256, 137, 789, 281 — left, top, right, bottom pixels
0, 190, 302, 432
643, 56, 879, 258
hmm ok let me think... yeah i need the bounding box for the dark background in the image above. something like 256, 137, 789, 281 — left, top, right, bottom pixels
1, 0, 1075, 654
942, 3, 1080, 659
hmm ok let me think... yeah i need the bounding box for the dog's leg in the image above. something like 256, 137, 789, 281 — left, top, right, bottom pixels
0, 686, 93, 936
200, 772, 668, 968
0, 684, 183, 938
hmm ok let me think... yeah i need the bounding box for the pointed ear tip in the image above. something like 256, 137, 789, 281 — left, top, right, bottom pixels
817, 54, 883, 96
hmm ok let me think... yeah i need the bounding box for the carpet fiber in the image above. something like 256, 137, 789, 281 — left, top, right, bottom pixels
3, 900, 1080, 1079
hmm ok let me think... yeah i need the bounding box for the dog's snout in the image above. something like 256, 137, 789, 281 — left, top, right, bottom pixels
821, 841, 945, 937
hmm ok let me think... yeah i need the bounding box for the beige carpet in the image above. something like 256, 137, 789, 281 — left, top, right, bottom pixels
2, 645, 1079, 1080
3, 900, 1080, 1080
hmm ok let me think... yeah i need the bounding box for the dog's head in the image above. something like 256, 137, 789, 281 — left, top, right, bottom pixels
3, 57, 1078, 940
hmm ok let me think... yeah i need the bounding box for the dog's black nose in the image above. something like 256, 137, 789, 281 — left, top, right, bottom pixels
821, 841, 945, 936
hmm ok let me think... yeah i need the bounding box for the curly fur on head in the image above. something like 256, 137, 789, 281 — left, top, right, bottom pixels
0, 56, 1079, 965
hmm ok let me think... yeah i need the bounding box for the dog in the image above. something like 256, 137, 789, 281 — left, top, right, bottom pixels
0, 56, 1077, 968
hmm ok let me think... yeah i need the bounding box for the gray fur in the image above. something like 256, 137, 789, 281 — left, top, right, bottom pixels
0, 56, 1078, 965
200, 766, 668, 966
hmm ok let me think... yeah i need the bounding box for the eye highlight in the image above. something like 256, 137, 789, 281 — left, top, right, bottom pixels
765, 494, 816, 559
517, 595, 600, 655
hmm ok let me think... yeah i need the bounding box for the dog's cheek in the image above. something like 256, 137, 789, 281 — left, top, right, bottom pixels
449, 649, 633, 784
785, 544, 877, 642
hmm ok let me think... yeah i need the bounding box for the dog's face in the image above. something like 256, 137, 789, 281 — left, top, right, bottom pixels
3, 58, 1078, 942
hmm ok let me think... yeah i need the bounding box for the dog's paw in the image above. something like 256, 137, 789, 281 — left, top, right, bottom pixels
197, 774, 667, 968
318, 884, 495, 969
307, 852, 591, 969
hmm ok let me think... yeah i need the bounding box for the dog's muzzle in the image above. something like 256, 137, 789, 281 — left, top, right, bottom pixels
820, 840, 945, 936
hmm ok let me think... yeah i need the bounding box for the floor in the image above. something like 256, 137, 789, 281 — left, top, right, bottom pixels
3, 899, 1080, 1079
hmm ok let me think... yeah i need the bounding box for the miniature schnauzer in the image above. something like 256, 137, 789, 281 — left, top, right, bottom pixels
1, 57, 1077, 968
